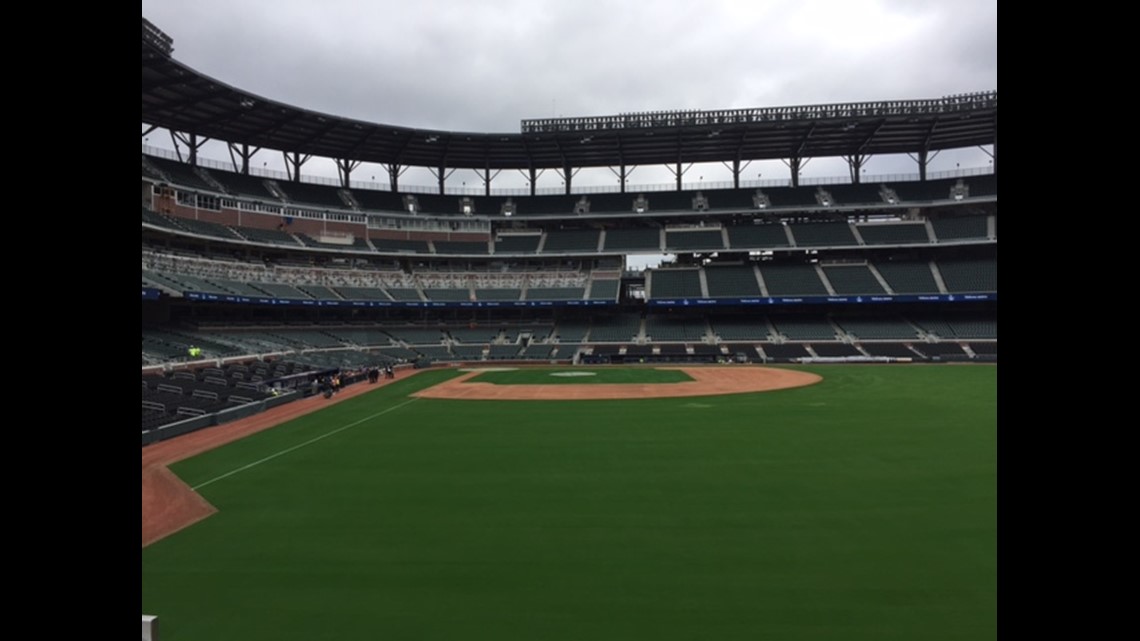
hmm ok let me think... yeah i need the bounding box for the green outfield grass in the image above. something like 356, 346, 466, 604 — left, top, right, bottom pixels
142, 365, 996, 641
467, 366, 695, 385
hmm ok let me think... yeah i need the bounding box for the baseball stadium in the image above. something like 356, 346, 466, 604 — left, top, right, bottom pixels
141, 13, 997, 641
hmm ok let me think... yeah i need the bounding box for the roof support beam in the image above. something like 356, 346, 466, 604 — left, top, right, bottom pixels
482, 167, 501, 196
336, 158, 361, 188
606, 165, 636, 193
516, 167, 545, 196
992, 110, 997, 175
666, 162, 693, 190
721, 158, 751, 189
382, 163, 407, 192
170, 131, 206, 166
227, 143, 260, 174
554, 166, 578, 194
844, 154, 871, 184
782, 157, 806, 188
282, 151, 311, 182
428, 165, 457, 194
907, 149, 939, 181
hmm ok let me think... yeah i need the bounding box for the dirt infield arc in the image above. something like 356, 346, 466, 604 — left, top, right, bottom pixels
142, 366, 820, 547
412, 366, 822, 400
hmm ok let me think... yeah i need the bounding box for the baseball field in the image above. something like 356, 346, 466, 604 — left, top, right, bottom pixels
141, 364, 996, 640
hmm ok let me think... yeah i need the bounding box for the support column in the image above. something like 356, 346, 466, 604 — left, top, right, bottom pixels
845, 155, 865, 184
336, 158, 359, 188
481, 167, 501, 196
171, 132, 206, 166
282, 152, 311, 182
227, 143, 258, 175
387, 163, 402, 192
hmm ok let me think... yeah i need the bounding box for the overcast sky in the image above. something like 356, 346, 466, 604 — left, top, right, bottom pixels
141, 0, 996, 202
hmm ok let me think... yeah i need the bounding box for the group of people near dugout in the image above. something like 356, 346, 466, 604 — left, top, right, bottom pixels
368, 365, 394, 383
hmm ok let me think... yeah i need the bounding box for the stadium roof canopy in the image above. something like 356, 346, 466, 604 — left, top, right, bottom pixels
143, 18, 996, 174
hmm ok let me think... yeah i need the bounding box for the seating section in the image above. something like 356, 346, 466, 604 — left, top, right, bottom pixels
552, 321, 590, 342
385, 288, 423, 301
488, 344, 522, 359
789, 222, 857, 247
526, 287, 584, 300
822, 265, 887, 295
726, 224, 790, 249
770, 316, 836, 341
385, 328, 445, 344
276, 181, 345, 208
474, 288, 521, 301
448, 327, 499, 343
544, 229, 600, 252
664, 230, 724, 251
423, 288, 471, 302
495, 235, 541, 253
828, 183, 886, 205
911, 343, 970, 359
649, 269, 703, 299
588, 315, 642, 342
209, 171, 280, 199
933, 216, 989, 241
326, 328, 396, 346
810, 343, 863, 357
589, 280, 620, 300
147, 156, 216, 191
936, 258, 997, 292
704, 265, 761, 298
944, 318, 997, 339
760, 264, 829, 296
603, 228, 661, 251
369, 238, 431, 253
333, 286, 391, 301
760, 343, 811, 360
145, 159, 997, 377
297, 285, 342, 300
765, 185, 819, 208
435, 240, 490, 255
252, 282, 314, 299
141, 207, 183, 231
709, 316, 771, 341
350, 189, 407, 212
171, 217, 242, 240
644, 316, 706, 342
872, 261, 938, 294
834, 317, 919, 340
231, 226, 303, 247
861, 343, 922, 358
889, 177, 961, 202
857, 223, 929, 245
968, 342, 998, 356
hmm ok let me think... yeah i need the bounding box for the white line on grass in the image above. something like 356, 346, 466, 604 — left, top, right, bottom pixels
191, 397, 420, 491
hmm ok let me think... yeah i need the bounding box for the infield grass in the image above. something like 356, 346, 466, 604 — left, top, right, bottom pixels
142, 365, 996, 641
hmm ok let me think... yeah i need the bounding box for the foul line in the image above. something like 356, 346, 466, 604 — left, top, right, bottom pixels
191, 397, 420, 491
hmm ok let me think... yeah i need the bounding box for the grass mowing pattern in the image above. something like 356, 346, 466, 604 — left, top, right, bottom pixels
468, 367, 695, 385
142, 365, 996, 641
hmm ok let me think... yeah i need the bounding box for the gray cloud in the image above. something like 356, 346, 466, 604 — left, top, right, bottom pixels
142, 0, 995, 183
